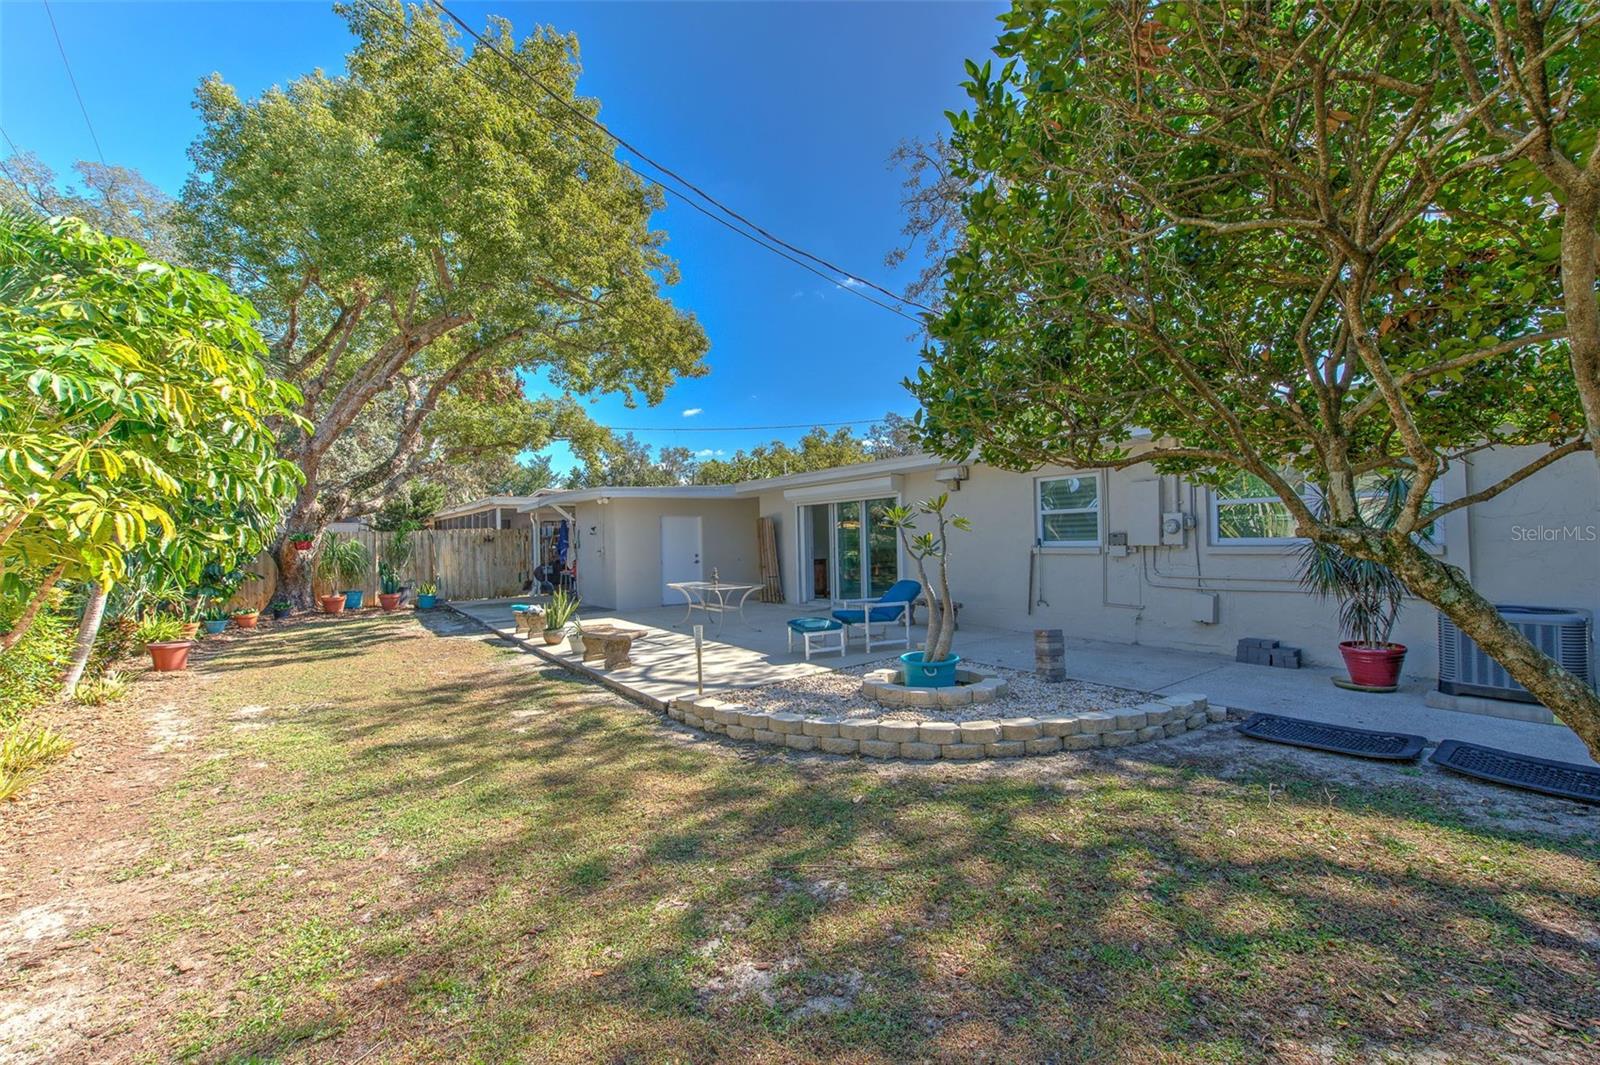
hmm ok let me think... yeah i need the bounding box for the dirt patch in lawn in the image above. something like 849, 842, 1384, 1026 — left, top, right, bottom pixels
3, 611, 1598, 1064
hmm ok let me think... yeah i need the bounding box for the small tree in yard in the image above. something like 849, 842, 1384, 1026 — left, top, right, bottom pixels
884, 495, 970, 666
914, 2, 1600, 755
180, 1, 709, 608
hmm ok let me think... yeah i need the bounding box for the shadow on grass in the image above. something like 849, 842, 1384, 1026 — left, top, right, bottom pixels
171, 615, 1600, 1064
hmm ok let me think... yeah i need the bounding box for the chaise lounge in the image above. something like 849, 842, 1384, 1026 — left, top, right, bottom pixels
831, 579, 921, 653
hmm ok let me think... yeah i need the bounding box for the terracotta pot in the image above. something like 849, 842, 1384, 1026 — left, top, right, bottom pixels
147, 640, 194, 672
543, 629, 565, 645
378, 592, 403, 612
232, 612, 259, 629
320, 594, 347, 615
178, 622, 201, 641
1339, 641, 1407, 689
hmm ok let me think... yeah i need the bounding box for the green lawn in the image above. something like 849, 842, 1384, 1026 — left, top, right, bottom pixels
22, 612, 1600, 1063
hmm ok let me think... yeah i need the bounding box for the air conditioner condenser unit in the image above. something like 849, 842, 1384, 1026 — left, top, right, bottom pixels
1437, 605, 1594, 704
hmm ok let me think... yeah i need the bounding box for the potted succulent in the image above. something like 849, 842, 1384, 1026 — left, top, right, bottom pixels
139, 615, 193, 672
316, 535, 370, 612
377, 561, 404, 611
231, 606, 260, 630
268, 597, 291, 621
885, 494, 971, 688
415, 581, 438, 610
287, 530, 316, 552
542, 588, 580, 645
1296, 476, 1412, 690
200, 603, 231, 635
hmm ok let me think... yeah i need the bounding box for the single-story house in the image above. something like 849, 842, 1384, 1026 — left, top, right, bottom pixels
516, 444, 1597, 684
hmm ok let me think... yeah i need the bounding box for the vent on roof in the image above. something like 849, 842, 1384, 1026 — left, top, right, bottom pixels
1438, 605, 1594, 704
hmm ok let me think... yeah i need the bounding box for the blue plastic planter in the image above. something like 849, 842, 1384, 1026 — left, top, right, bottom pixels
900, 651, 961, 688
416, 594, 436, 610
203, 618, 228, 635
343, 589, 364, 610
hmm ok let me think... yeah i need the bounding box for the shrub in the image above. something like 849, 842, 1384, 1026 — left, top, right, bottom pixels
73, 670, 128, 707
0, 607, 72, 728
136, 615, 186, 648
0, 724, 75, 802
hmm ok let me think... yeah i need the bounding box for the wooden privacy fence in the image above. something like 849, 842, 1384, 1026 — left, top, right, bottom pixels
228, 528, 534, 611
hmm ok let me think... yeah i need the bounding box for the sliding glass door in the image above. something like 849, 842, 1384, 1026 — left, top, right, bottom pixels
828, 496, 899, 601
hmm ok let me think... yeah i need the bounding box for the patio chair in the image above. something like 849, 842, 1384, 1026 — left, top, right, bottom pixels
831, 579, 921, 653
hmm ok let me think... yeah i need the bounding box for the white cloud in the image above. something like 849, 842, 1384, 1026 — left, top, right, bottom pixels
837, 276, 865, 289
694, 448, 726, 458
681, 407, 703, 417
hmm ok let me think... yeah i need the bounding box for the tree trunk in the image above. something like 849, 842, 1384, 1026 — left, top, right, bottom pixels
274, 489, 326, 612
1340, 530, 1600, 761
1558, 190, 1600, 468
0, 561, 67, 655
60, 582, 108, 697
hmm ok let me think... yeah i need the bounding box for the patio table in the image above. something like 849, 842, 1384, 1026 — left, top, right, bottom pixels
667, 580, 763, 626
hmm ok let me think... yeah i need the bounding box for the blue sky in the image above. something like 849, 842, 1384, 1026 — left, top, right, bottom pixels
0, 1, 1004, 473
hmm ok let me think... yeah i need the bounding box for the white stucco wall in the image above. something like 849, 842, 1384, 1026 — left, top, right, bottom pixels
752, 448, 1597, 681
569, 497, 761, 612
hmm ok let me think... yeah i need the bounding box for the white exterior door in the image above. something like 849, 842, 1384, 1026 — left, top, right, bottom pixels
660, 515, 703, 604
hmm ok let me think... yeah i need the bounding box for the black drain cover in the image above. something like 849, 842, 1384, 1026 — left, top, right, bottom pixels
1430, 740, 1600, 805
1237, 712, 1426, 761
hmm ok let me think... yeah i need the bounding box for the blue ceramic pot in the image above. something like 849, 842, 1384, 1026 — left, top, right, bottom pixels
416, 594, 436, 609
203, 618, 228, 635
343, 589, 364, 610
900, 651, 961, 688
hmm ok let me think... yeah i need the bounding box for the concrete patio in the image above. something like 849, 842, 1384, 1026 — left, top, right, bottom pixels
448, 597, 1596, 765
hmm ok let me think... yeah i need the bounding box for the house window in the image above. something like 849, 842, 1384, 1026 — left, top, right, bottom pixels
1211, 471, 1441, 545
1037, 475, 1101, 546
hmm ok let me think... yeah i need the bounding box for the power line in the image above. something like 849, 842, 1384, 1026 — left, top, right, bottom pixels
424, 0, 930, 315
41, 0, 105, 166
603, 418, 896, 433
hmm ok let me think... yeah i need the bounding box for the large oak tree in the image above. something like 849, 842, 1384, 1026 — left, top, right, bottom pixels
914, 1, 1600, 755
180, 1, 708, 606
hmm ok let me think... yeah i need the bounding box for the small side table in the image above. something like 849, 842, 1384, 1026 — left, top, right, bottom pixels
787, 617, 846, 660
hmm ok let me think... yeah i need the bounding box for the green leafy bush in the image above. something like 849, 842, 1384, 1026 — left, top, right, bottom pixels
73, 670, 127, 707
0, 607, 72, 728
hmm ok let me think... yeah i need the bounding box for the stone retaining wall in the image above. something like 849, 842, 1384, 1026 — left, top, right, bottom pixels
667, 691, 1225, 760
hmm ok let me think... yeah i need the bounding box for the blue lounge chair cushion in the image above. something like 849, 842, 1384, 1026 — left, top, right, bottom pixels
831, 580, 922, 625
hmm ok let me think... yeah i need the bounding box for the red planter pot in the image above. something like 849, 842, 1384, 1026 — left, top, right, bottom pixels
378, 593, 403, 612
147, 640, 194, 672
1339, 641, 1407, 689
232, 612, 259, 629
319, 594, 347, 615
290, 539, 314, 552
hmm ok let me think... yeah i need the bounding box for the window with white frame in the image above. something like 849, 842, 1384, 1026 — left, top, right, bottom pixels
1211, 471, 1441, 545
1037, 475, 1101, 546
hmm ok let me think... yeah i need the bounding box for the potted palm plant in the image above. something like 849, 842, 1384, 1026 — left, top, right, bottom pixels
316, 536, 370, 612
139, 615, 193, 671
415, 581, 438, 610
1296, 476, 1413, 690
542, 588, 580, 645
884, 494, 971, 688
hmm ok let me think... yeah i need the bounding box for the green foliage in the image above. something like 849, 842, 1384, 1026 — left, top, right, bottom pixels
417, 580, 437, 597
1, 150, 186, 264
136, 615, 186, 646
542, 588, 580, 631
0, 723, 74, 802
72, 669, 127, 707
374, 483, 445, 532
0, 210, 305, 603
0, 601, 71, 726
315, 536, 370, 588
179, 1, 708, 531
377, 560, 402, 596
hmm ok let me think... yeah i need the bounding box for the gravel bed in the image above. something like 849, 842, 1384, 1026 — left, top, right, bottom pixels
739, 660, 1155, 723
